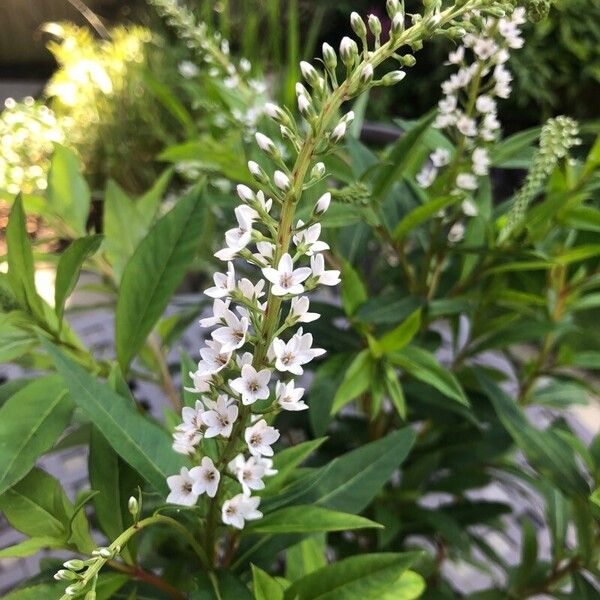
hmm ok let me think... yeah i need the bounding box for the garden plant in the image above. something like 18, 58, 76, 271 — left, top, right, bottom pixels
0, 0, 599, 599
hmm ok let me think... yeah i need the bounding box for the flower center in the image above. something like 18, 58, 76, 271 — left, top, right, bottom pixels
250, 433, 262, 446
280, 273, 292, 288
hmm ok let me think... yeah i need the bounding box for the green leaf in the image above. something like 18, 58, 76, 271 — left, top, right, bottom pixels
3, 584, 63, 600
245, 505, 382, 534
0, 536, 63, 558
54, 235, 103, 321
0, 467, 72, 539
0, 376, 73, 495
116, 186, 204, 371
380, 571, 426, 600
383, 361, 406, 419
475, 369, 589, 497
490, 127, 541, 168
341, 260, 368, 316
6, 194, 44, 320
193, 571, 253, 599
43, 339, 184, 494
331, 350, 374, 414
392, 194, 457, 242
389, 346, 469, 406
47, 144, 90, 236
252, 564, 286, 600
283, 552, 422, 600
372, 112, 436, 203
286, 535, 326, 581
377, 309, 422, 355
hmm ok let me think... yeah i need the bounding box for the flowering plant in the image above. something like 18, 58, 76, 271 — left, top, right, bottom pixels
1, 1, 600, 599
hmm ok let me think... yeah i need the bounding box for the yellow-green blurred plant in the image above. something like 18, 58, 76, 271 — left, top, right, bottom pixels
0, 98, 64, 198
44, 22, 172, 193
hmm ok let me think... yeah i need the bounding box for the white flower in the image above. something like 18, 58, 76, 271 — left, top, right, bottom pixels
245, 419, 280, 457
310, 253, 340, 286
223, 205, 257, 250
189, 456, 220, 498
447, 46, 465, 64
438, 95, 457, 114
475, 95, 496, 114
271, 328, 326, 375
184, 369, 212, 394
201, 394, 239, 438
473, 37, 498, 60
315, 192, 331, 214
178, 61, 199, 78
211, 309, 249, 353
230, 364, 271, 405
262, 253, 312, 296
448, 222, 465, 244
180, 400, 204, 434
255, 132, 276, 154
264, 102, 286, 122
456, 172, 478, 191
199, 299, 231, 328
255, 241, 275, 264
228, 454, 277, 494
430, 148, 451, 168
172, 428, 201, 456
290, 296, 319, 323
298, 94, 312, 116
276, 380, 308, 411
293, 221, 329, 255
236, 352, 254, 369
238, 277, 265, 302
166, 467, 199, 506
274, 170, 291, 191
236, 184, 255, 202
462, 198, 479, 217
256, 190, 273, 213
456, 114, 477, 137
472, 147, 490, 176
197, 340, 232, 375
330, 121, 347, 143
222, 493, 262, 529
205, 263, 236, 298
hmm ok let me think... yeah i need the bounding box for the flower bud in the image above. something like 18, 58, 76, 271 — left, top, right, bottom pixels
64, 560, 86, 571
300, 61, 321, 88
264, 102, 288, 126
280, 124, 295, 142
315, 192, 331, 214
330, 121, 347, 144
391, 13, 405, 38
368, 14, 382, 38
274, 170, 291, 191
297, 94, 314, 118
381, 70, 406, 85
399, 54, 416, 67
311, 162, 326, 180
65, 582, 85, 596
322, 43, 337, 70
54, 570, 77, 581
342, 111, 355, 125
247, 161, 267, 184
128, 495, 139, 517
350, 12, 367, 38
237, 184, 255, 202
340, 37, 358, 68
255, 132, 279, 159
386, 0, 400, 18
93, 547, 113, 558
359, 63, 374, 85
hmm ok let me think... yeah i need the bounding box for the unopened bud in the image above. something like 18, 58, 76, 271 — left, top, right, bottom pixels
297, 94, 314, 118
255, 132, 279, 159
340, 37, 358, 67
342, 111, 355, 125
300, 61, 321, 88
350, 12, 367, 38
264, 102, 288, 126
368, 14, 382, 38
315, 192, 331, 214
381, 70, 406, 85
237, 184, 255, 202
386, 0, 400, 18
322, 43, 337, 70
93, 547, 113, 558
128, 496, 139, 517
64, 560, 86, 571
399, 54, 416, 67
247, 161, 267, 184
410, 13, 423, 25
330, 121, 347, 144
54, 570, 77, 581
311, 162, 326, 180
391, 13, 405, 38
65, 583, 85, 596
359, 63, 374, 85
280, 125, 295, 142
273, 170, 291, 191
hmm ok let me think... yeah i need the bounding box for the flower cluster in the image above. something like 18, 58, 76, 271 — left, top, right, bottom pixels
416, 7, 527, 241
500, 115, 580, 240
165, 0, 519, 535
149, 0, 268, 135
0, 98, 64, 196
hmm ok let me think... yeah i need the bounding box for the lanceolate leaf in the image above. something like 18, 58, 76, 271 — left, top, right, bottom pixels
0, 376, 73, 495
244, 505, 382, 534
252, 564, 285, 600
54, 234, 103, 321
43, 339, 185, 494
331, 350, 373, 414
116, 186, 204, 371
283, 552, 423, 600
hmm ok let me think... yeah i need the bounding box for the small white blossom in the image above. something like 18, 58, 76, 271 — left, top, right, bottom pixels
330, 121, 347, 143
222, 493, 262, 529
228, 454, 277, 494
172, 428, 201, 456
201, 394, 239, 438
178, 61, 199, 78
167, 467, 199, 506
236, 184, 255, 202
245, 419, 280, 457
271, 328, 325, 375
290, 296, 319, 323
448, 222, 466, 244
185, 369, 212, 394
456, 172, 478, 191
462, 198, 479, 217
472, 147, 490, 176
310, 254, 340, 286
230, 364, 272, 405
456, 114, 477, 137
180, 400, 204, 434
276, 380, 308, 411
211, 309, 249, 353
475, 95, 496, 114
430, 148, 451, 168
262, 253, 312, 296
199, 299, 231, 328
197, 340, 232, 375
315, 192, 331, 214
447, 46, 465, 64
293, 221, 329, 255
255, 132, 276, 153
205, 263, 236, 298
189, 456, 220, 498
